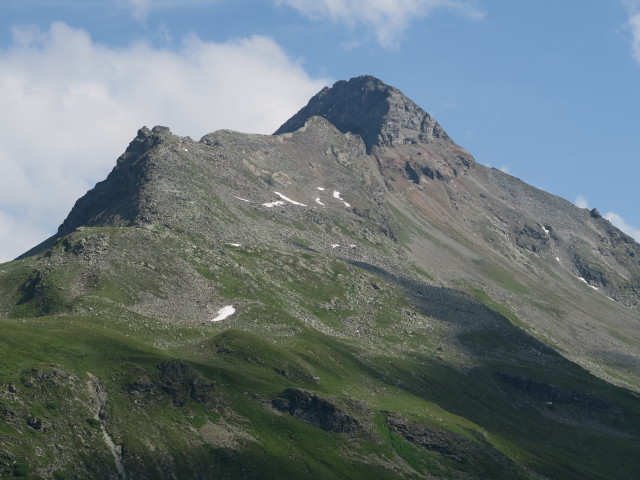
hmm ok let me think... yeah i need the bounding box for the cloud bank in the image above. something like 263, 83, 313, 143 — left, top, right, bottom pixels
276, 0, 484, 47
0, 22, 327, 262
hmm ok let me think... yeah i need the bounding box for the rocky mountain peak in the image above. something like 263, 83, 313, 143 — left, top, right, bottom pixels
54, 125, 172, 238
274, 75, 450, 154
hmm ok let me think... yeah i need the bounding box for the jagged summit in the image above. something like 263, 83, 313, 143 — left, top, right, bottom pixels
55, 125, 167, 238
274, 75, 451, 154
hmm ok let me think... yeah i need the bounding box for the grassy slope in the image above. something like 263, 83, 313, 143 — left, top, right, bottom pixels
0, 227, 639, 479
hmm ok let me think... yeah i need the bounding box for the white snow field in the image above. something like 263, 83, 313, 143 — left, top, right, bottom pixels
211, 305, 236, 322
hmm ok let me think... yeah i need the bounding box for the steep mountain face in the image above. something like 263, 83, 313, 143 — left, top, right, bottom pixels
1, 75, 639, 479
275, 75, 474, 179
275, 75, 453, 151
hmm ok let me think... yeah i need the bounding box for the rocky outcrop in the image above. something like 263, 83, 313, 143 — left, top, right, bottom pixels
56, 126, 167, 237
125, 361, 215, 407
384, 412, 528, 477
572, 254, 609, 288
276, 75, 449, 153
385, 412, 463, 460
158, 360, 215, 406
13, 269, 67, 317
514, 223, 550, 253
275, 75, 475, 183
272, 388, 360, 433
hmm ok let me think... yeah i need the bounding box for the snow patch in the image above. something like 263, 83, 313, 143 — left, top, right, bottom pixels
556, 257, 561, 262
212, 305, 235, 322
234, 196, 251, 203
315, 198, 325, 206
542, 226, 550, 235
332, 190, 351, 208
578, 277, 599, 290
225, 243, 241, 247
274, 191, 307, 206
262, 200, 286, 207
317, 187, 325, 191
331, 244, 340, 249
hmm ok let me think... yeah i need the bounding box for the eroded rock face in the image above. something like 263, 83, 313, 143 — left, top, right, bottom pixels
158, 360, 216, 406
384, 412, 529, 477
56, 126, 166, 237
272, 388, 359, 433
275, 75, 475, 183
385, 412, 462, 460
515, 223, 550, 253
276, 76, 447, 153
124, 361, 216, 407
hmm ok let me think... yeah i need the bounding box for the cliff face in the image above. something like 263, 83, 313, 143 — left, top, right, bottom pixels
275, 75, 452, 151
56, 126, 163, 236
275, 75, 475, 181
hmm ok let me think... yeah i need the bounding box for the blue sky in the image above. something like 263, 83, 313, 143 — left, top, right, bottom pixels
1, 0, 639, 261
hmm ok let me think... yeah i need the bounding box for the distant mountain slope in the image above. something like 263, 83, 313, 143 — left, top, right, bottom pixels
276, 75, 640, 385
0, 75, 638, 479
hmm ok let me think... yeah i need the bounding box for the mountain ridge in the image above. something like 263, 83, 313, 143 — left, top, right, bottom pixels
1, 75, 639, 479
18, 75, 640, 376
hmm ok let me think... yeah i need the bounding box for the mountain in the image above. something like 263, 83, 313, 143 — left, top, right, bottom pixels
1, 75, 639, 479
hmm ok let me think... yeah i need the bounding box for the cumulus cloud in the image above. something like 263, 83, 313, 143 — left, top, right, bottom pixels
575, 195, 589, 209
604, 212, 640, 242
0, 22, 327, 262
275, 0, 484, 48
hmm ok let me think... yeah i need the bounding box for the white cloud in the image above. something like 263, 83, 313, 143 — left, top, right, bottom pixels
604, 212, 640, 242
575, 195, 589, 209
0, 210, 48, 264
629, 13, 640, 61
622, 0, 640, 62
118, 0, 211, 20
275, 0, 484, 48
0, 22, 327, 262
128, 0, 152, 21
573, 197, 639, 242
499, 165, 510, 174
